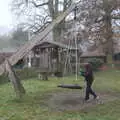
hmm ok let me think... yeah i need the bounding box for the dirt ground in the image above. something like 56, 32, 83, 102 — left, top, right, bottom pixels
43, 90, 119, 112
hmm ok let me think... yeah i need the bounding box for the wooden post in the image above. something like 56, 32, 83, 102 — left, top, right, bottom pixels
55, 47, 59, 72
41, 72, 48, 80
5, 60, 25, 98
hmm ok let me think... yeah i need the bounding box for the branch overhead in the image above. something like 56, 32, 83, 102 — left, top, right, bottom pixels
112, 16, 120, 19
32, 1, 48, 7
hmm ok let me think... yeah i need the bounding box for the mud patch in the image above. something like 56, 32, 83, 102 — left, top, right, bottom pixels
43, 91, 118, 111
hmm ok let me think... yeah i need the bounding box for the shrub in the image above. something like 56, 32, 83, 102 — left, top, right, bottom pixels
15, 68, 38, 80
88, 58, 104, 71
0, 68, 38, 84
0, 73, 9, 84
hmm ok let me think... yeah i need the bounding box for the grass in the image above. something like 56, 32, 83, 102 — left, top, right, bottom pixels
0, 70, 120, 120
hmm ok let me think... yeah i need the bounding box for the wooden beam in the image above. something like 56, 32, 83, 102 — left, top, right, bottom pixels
5, 60, 25, 98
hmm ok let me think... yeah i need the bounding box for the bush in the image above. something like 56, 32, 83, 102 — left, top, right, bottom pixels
0, 73, 9, 84
0, 68, 38, 84
15, 68, 38, 80
88, 58, 104, 71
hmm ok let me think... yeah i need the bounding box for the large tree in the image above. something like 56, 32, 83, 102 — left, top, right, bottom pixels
98, 0, 120, 54
74, 0, 120, 54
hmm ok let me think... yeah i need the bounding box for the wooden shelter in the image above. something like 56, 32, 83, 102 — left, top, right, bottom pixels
80, 47, 107, 63
28, 40, 81, 77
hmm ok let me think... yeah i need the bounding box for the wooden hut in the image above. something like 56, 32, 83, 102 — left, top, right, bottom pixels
80, 47, 107, 63
29, 40, 81, 79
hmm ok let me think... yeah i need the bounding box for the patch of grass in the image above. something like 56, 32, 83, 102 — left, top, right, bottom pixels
94, 70, 120, 92
0, 70, 120, 120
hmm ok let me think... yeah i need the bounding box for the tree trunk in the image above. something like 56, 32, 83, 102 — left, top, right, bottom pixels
102, 0, 114, 59
104, 19, 113, 54
53, 20, 65, 41
48, 0, 69, 41
5, 60, 25, 98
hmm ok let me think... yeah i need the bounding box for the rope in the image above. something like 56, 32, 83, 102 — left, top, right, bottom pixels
60, 4, 81, 84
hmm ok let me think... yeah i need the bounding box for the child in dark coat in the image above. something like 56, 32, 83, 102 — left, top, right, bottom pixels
83, 63, 98, 101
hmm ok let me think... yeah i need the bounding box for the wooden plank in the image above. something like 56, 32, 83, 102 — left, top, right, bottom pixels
35, 44, 57, 49
0, 2, 78, 76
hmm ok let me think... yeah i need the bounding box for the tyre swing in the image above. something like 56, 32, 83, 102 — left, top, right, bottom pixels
57, 6, 82, 90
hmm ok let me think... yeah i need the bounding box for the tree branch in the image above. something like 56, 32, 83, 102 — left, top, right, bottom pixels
33, 21, 51, 34
112, 16, 120, 19
32, 1, 48, 7
113, 20, 120, 27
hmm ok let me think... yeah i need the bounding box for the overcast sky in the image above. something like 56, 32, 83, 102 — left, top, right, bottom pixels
0, 0, 13, 34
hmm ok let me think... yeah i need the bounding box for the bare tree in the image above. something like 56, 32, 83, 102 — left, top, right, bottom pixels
11, 0, 73, 41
